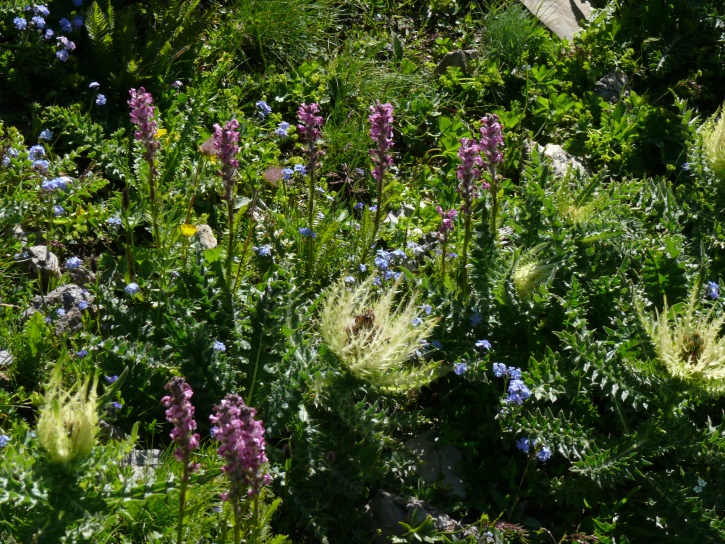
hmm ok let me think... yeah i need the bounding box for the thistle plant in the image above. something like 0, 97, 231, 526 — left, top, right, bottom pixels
479, 113, 504, 237
511, 245, 558, 299
319, 276, 439, 392
702, 102, 725, 180
161, 377, 200, 544
637, 285, 725, 394
37, 367, 99, 464
128, 87, 161, 246
297, 103, 323, 278
212, 119, 241, 287
210, 394, 270, 544
368, 101, 394, 256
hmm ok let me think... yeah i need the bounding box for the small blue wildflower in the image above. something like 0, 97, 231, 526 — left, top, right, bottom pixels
476, 339, 491, 350
171, 80, 183, 90
384, 270, 395, 281
470, 310, 482, 327
293, 164, 307, 176
53, 205, 64, 216
33, 159, 49, 171
255, 100, 272, 118
344, 275, 355, 284
65, 256, 82, 269
89, 81, 100, 89
407, 241, 424, 255
254, 245, 272, 257
281, 168, 294, 180
505, 379, 531, 405
14, 17, 27, 30
447, 252, 458, 258
59, 18, 72, 32
72, 15, 83, 29
390, 249, 406, 260
105, 375, 118, 384
681, 162, 691, 171
453, 362, 468, 375
358, 264, 367, 273
56, 49, 69, 62
298, 227, 316, 239
275, 121, 290, 137
210, 427, 217, 438
372, 276, 382, 286
56, 308, 66, 317
78, 300, 89, 311
369, 205, 378, 212
706, 281, 720, 300
492, 362, 507, 377
110, 401, 123, 410
45, 316, 52, 324
0, 434, 10, 448
412, 317, 423, 327
29, 145, 45, 160
421, 304, 432, 315
506, 367, 522, 380
44, 28, 53, 39
212, 340, 226, 352
431, 340, 442, 349
536, 446, 552, 462
31, 15, 45, 28
39, 130, 52, 142
58, 36, 75, 51
125, 282, 139, 295
76, 349, 88, 358
516, 437, 530, 453
35, 5, 50, 17
107, 217, 122, 226
354, 202, 364, 211
95, 94, 106, 105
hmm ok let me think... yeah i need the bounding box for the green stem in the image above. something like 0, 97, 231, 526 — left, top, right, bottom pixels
305, 160, 317, 279
149, 168, 161, 250
489, 166, 498, 239
441, 237, 448, 286
226, 196, 235, 288
461, 212, 472, 298
233, 501, 242, 544
232, 190, 259, 294
176, 465, 189, 544
250, 495, 260, 544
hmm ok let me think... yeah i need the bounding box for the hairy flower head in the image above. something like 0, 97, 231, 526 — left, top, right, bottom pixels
702, 102, 725, 180
511, 245, 558, 298
319, 277, 439, 391
37, 367, 98, 463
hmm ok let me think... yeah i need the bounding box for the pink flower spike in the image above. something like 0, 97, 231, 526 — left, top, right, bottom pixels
161, 377, 200, 472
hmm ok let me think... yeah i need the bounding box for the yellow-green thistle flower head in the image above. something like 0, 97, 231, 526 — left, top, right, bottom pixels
637, 288, 725, 395
37, 367, 99, 463
702, 103, 725, 180
319, 277, 439, 392
511, 245, 558, 299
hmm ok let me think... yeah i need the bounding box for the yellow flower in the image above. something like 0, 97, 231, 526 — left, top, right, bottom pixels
180, 224, 197, 237
155, 128, 168, 139
319, 277, 439, 392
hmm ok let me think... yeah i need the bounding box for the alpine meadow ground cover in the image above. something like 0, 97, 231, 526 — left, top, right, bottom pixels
1, 0, 725, 542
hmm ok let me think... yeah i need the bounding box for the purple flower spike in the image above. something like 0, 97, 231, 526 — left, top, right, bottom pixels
210, 394, 270, 501
436, 205, 457, 235
297, 103, 324, 171
161, 377, 201, 472
128, 87, 160, 165
479, 113, 504, 168
369, 101, 394, 183
457, 137, 483, 214
212, 119, 240, 201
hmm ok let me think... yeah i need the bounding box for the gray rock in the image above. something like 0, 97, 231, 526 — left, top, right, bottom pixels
0, 350, 12, 368
595, 69, 629, 103
519, 0, 593, 41
196, 224, 217, 250
405, 432, 466, 500
525, 140, 588, 178
22, 245, 60, 283
434, 49, 477, 76
68, 266, 97, 287
364, 490, 472, 543
23, 283, 95, 335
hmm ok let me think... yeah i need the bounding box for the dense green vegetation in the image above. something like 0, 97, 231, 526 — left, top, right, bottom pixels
1, 0, 725, 542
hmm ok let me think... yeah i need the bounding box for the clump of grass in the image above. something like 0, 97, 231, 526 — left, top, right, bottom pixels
480, 1, 546, 69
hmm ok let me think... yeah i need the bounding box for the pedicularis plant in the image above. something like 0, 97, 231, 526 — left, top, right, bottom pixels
2, 0, 725, 542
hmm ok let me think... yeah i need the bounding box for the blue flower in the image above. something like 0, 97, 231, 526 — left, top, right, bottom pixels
78, 301, 89, 311
516, 437, 530, 453
107, 217, 122, 226
89, 81, 100, 89
56, 49, 69, 62
95, 94, 106, 105
125, 282, 139, 295
706, 281, 720, 300
453, 362, 468, 375
53, 205, 64, 216
14, 17, 27, 30
507, 366, 522, 380
28, 145, 45, 160
65, 256, 82, 269
358, 264, 367, 273
275, 121, 290, 137
212, 340, 226, 352
354, 202, 364, 211
33, 159, 50, 172
536, 446, 552, 462
282, 168, 293, 180
58, 36, 75, 51
72, 15, 83, 29
374, 253, 389, 270
344, 275, 355, 284
44, 28, 54, 39
390, 249, 406, 259
254, 245, 272, 257
476, 339, 491, 350
42, 176, 71, 191
505, 379, 531, 405
110, 401, 123, 410
293, 164, 307, 176
59, 18, 72, 32
255, 100, 272, 118
31, 15, 45, 28
171, 80, 183, 90
412, 317, 423, 327
34, 5, 50, 17
369, 205, 378, 212
492, 362, 507, 377
420, 304, 432, 315
372, 276, 382, 286
298, 227, 316, 239
431, 340, 442, 349
76, 349, 88, 358
56, 308, 66, 317
105, 375, 118, 384
0, 434, 10, 448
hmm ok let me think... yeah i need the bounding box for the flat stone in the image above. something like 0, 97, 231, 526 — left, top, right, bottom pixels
22, 245, 60, 283
196, 224, 217, 250
23, 283, 95, 335
0, 350, 12, 368
434, 49, 477, 76
519, 0, 593, 41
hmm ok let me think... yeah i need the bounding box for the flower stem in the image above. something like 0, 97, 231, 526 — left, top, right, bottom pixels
176, 465, 189, 544
461, 212, 472, 298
